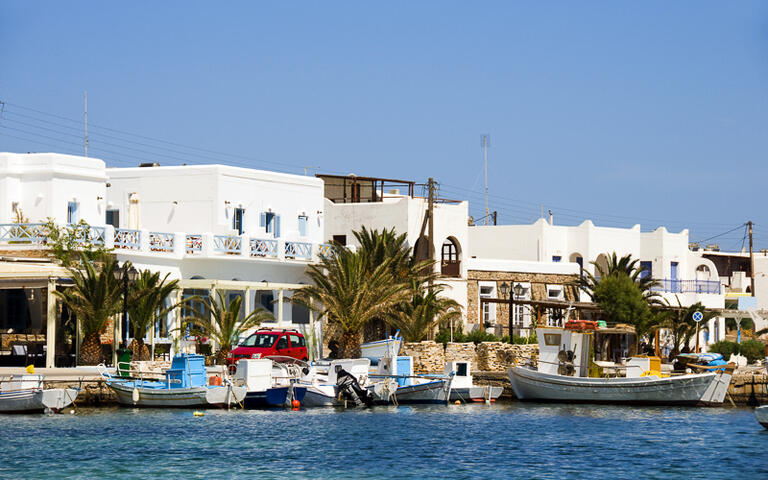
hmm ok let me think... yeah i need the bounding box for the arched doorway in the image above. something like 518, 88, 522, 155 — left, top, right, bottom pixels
594, 254, 609, 278
441, 237, 461, 277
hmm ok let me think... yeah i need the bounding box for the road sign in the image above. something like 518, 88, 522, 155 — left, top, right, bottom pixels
692, 311, 704, 323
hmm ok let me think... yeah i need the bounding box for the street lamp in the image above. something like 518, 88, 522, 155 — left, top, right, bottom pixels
114, 262, 139, 347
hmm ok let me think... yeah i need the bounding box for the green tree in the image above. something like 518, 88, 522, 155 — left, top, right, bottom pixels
127, 270, 190, 361
182, 291, 273, 364
353, 226, 436, 283
579, 252, 662, 306
292, 246, 410, 358
53, 253, 123, 365
386, 281, 462, 342
42, 219, 112, 268
590, 272, 652, 334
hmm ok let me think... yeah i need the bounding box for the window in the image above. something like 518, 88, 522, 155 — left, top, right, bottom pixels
106, 209, 119, 228
259, 292, 274, 313
233, 208, 245, 235
552, 256, 561, 263
67, 201, 79, 223
289, 334, 303, 348
547, 285, 564, 300
292, 303, 310, 324
479, 284, 495, 324
261, 212, 281, 237
441, 238, 460, 277
332, 235, 347, 246
276, 335, 289, 350
243, 333, 278, 348
298, 215, 308, 237
544, 334, 562, 346
640, 261, 652, 280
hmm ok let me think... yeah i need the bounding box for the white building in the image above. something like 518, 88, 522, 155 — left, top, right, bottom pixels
0, 153, 332, 366
319, 174, 470, 324
469, 218, 726, 346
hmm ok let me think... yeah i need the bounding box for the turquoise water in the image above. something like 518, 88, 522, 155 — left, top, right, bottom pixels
0, 403, 765, 479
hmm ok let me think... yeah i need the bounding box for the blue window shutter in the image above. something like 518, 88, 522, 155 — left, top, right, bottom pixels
260, 212, 266, 228
298, 216, 307, 236
275, 215, 281, 238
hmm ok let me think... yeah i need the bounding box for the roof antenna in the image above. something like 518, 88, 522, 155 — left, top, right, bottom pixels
84, 91, 88, 157
481, 134, 490, 225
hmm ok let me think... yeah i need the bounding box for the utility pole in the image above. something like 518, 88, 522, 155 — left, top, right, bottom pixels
493, 210, 497, 226
749, 220, 755, 296
482, 135, 489, 225
428, 178, 435, 269
84, 91, 88, 157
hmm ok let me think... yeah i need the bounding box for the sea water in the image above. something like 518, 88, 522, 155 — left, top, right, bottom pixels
0, 403, 765, 479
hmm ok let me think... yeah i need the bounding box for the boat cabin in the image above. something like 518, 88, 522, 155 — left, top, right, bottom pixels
166, 354, 207, 388
445, 361, 472, 390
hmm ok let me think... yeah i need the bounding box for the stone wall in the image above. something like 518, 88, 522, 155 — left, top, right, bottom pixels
402, 341, 445, 374
445, 342, 478, 370
476, 342, 538, 372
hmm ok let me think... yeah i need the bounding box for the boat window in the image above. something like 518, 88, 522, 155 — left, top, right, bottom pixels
241, 333, 279, 348
456, 363, 468, 377
543, 334, 561, 346
276, 335, 289, 350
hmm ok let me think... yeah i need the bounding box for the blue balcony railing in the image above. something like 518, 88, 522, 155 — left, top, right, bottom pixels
249, 238, 278, 258
114, 228, 141, 250
185, 234, 203, 254
652, 278, 721, 295
213, 235, 241, 254
285, 241, 312, 260
149, 231, 175, 252
0, 223, 47, 243
317, 243, 333, 258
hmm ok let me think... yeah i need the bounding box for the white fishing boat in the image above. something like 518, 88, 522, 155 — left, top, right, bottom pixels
301, 358, 373, 407
446, 361, 503, 403
369, 355, 453, 405
508, 325, 733, 406
0, 375, 78, 413
756, 405, 768, 429
234, 357, 308, 408
100, 354, 245, 408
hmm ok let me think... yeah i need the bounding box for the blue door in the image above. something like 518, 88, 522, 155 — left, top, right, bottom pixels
670, 262, 679, 292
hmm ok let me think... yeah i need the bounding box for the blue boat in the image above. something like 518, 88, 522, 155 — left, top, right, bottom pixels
100, 354, 246, 408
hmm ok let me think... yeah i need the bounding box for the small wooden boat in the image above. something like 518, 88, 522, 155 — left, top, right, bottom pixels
0, 375, 78, 413
446, 361, 503, 403
101, 354, 245, 408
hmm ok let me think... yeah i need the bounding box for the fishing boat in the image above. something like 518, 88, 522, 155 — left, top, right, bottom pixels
369, 355, 453, 405
508, 325, 734, 406
360, 332, 403, 365
234, 357, 307, 408
755, 405, 768, 429
100, 354, 245, 408
0, 375, 78, 413
300, 358, 373, 407
446, 361, 503, 403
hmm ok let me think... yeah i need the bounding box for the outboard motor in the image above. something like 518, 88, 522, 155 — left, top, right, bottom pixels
335, 365, 374, 407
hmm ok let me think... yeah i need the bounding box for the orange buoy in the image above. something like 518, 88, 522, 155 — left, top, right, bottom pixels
291, 399, 301, 409
209, 375, 222, 386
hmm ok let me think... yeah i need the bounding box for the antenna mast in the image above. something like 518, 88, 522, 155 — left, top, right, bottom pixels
84, 91, 88, 157
481, 134, 490, 225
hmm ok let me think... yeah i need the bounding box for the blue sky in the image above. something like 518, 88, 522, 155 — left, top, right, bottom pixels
1, 2, 767, 249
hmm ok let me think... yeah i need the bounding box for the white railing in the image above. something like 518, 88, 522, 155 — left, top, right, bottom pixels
114, 229, 141, 250
186, 234, 202, 254
149, 232, 175, 252
317, 243, 333, 258
213, 235, 241, 254
0, 223, 47, 243
285, 241, 312, 260
250, 238, 278, 258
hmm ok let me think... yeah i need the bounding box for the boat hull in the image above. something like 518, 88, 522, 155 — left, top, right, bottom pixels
109, 382, 246, 408
508, 366, 732, 406
373, 380, 451, 405
243, 386, 307, 408
450, 386, 503, 403
0, 388, 79, 413
302, 384, 338, 407
755, 405, 768, 429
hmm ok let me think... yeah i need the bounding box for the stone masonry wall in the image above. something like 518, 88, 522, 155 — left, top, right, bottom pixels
445, 342, 478, 371
402, 341, 445, 374
476, 342, 539, 372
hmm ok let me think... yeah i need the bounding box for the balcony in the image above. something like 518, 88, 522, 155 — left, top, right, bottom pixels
0, 223, 333, 264
441, 260, 461, 278
651, 278, 721, 295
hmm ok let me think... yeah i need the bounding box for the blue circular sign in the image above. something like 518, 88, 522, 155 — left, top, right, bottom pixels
692, 311, 704, 322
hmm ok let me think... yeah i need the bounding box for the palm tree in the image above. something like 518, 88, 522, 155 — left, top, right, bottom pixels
54, 254, 123, 365
127, 270, 189, 361
650, 301, 715, 355
353, 226, 437, 283
579, 252, 662, 305
292, 246, 410, 358
387, 281, 462, 342
182, 291, 273, 364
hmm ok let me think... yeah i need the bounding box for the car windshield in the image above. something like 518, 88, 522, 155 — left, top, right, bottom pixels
241, 333, 279, 348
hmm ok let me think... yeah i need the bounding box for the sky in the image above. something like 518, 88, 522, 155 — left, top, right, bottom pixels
1, 1, 767, 250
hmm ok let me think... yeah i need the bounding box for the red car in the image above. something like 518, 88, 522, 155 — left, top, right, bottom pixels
227, 328, 308, 366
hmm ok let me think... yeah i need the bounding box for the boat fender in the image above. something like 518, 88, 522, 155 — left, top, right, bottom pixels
132, 387, 140, 404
